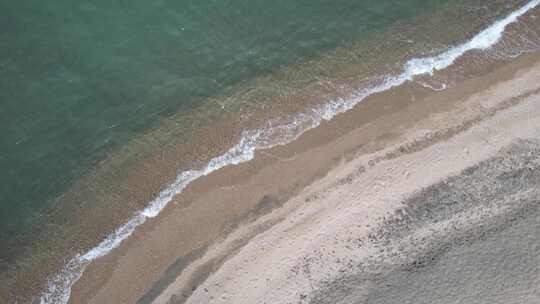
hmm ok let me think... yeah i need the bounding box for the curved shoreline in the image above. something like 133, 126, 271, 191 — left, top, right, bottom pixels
179, 57, 540, 304
65, 47, 540, 304
38, 2, 540, 303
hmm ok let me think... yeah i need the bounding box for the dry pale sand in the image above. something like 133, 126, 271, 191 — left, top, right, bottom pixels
68, 53, 540, 304
159, 60, 540, 304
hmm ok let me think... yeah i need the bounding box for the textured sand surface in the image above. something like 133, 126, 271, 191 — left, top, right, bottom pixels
171, 61, 540, 304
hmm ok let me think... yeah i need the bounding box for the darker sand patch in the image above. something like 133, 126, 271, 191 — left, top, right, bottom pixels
309, 139, 540, 304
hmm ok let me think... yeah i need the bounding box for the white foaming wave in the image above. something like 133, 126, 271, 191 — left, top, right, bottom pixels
314, 0, 540, 121
38, 118, 319, 304
418, 80, 448, 91
404, 0, 540, 77
39, 1, 540, 303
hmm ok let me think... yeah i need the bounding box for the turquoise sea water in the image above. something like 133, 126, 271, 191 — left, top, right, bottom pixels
1, 0, 535, 300
1, 0, 459, 265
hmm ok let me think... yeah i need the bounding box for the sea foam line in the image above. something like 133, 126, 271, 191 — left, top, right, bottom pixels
39, 1, 540, 303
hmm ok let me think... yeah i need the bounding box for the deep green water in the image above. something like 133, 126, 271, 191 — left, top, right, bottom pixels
0, 0, 528, 275
1, 0, 458, 265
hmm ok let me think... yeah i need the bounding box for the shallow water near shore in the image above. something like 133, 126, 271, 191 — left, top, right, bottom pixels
1, 0, 461, 267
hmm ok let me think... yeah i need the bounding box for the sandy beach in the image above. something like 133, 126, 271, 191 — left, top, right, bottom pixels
61, 49, 540, 304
